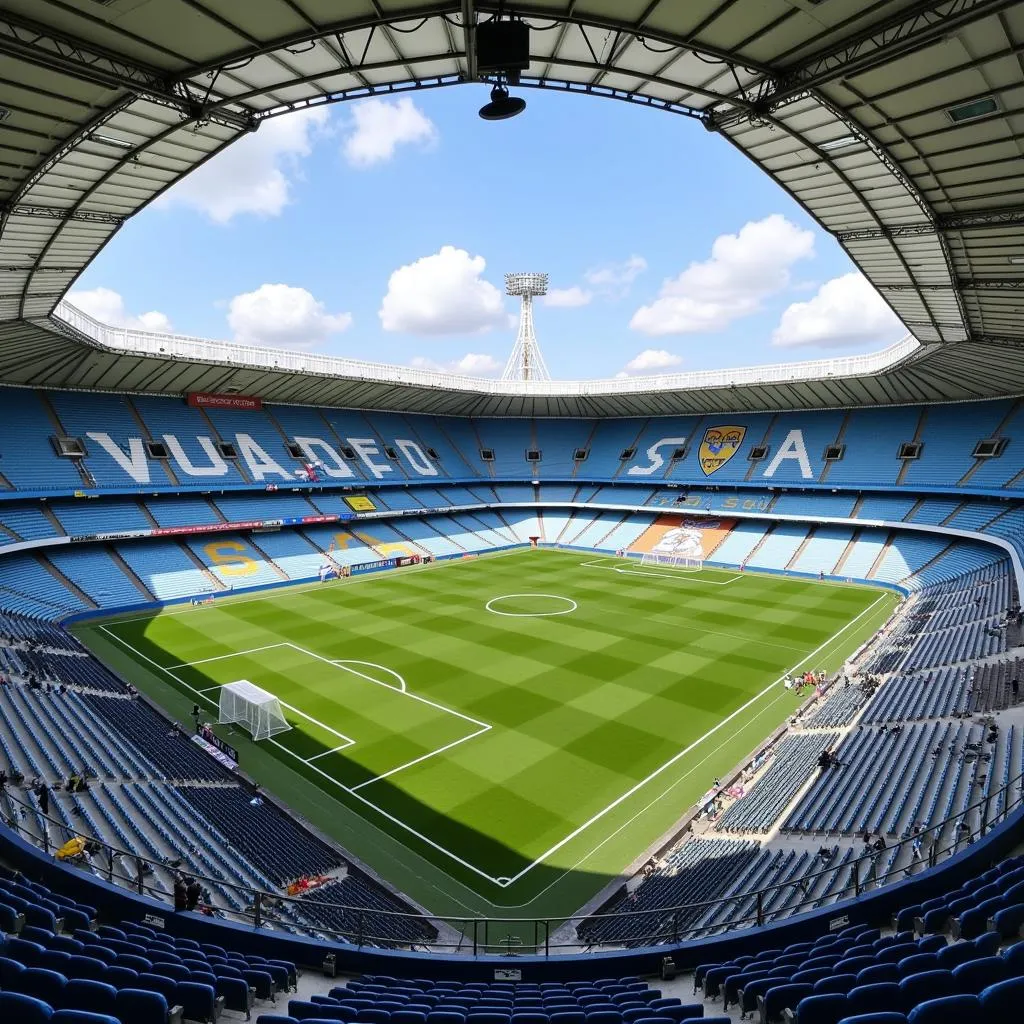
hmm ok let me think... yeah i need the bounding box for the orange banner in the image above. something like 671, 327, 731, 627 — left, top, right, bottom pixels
629, 514, 735, 558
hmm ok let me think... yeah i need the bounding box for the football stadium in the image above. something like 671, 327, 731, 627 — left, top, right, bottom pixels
2, 2, 1024, 1023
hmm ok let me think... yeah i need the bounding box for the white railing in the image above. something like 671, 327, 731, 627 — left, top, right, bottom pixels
53, 300, 922, 396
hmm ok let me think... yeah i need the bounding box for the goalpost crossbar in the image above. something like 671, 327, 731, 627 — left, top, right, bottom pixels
639, 552, 704, 571
219, 680, 292, 741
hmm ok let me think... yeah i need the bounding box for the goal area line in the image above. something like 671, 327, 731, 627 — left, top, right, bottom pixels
93, 593, 890, 904
579, 556, 743, 585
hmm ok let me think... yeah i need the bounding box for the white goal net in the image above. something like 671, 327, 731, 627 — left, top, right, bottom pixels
218, 680, 291, 741
640, 552, 704, 571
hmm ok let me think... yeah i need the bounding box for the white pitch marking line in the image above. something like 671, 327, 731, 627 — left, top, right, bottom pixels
579, 558, 741, 586
97, 586, 893, 899
495, 685, 794, 910
330, 659, 407, 693
97, 625, 503, 887
279, 700, 355, 749
484, 593, 578, 618
286, 643, 489, 732
351, 723, 492, 791
166, 643, 290, 669
97, 546, 528, 628
496, 592, 890, 888
307, 741, 356, 762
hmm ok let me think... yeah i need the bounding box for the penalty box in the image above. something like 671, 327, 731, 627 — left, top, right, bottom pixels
171, 642, 490, 789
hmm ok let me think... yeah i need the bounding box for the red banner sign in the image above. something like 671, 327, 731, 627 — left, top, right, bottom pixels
187, 392, 262, 411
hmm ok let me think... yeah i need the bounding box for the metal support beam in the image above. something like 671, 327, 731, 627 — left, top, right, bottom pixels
461, 0, 477, 82
763, 0, 1015, 112
0, 204, 125, 225
837, 206, 1024, 242
0, 10, 256, 132
971, 334, 1024, 347
0, 266, 80, 274
706, 0, 1015, 130
879, 278, 1024, 291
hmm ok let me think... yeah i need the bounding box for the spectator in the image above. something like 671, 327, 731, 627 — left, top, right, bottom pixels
173, 875, 187, 911
185, 876, 201, 911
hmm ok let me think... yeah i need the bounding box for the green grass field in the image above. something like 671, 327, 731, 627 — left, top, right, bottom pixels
75, 549, 896, 923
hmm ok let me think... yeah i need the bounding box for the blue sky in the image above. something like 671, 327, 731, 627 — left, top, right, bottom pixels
70, 88, 906, 380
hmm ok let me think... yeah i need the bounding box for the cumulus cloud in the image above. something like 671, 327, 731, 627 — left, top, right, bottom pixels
410, 352, 502, 377
772, 272, 905, 349
228, 283, 352, 348
68, 287, 172, 333
379, 246, 506, 335
543, 286, 593, 308
343, 97, 437, 167
622, 349, 683, 374
585, 255, 648, 296
159, 108, 329, 223
630, 215, 815, 336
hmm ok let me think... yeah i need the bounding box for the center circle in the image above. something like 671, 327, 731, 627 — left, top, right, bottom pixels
485, 593, 578, 618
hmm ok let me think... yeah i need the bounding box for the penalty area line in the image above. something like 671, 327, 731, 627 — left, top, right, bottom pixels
351, 723, 492, 791
306, 740, 356, 761
95, 624, 506, 889
166, 643, 290, 669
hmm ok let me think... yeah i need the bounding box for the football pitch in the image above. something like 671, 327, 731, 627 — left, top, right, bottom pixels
75, 549, 897, 921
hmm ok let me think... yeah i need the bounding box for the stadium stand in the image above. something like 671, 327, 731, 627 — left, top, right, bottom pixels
2, 389, 1024, 977
3, 389, 1024, 494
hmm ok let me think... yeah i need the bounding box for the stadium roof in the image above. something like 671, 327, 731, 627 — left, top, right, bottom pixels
1, 0, 1023, 416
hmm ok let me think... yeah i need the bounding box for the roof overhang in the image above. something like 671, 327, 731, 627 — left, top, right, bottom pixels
0, 303, 1017, 417
1, 0, 1022, 406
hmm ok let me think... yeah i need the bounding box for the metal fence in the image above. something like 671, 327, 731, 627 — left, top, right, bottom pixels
3, 764, 1021, 956
54, 299, 920, 395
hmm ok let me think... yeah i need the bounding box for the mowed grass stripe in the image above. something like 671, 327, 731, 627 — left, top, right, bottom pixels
88, 550, 890, 909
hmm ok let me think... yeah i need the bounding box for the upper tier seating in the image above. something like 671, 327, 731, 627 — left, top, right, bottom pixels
3, 389, 1024, 493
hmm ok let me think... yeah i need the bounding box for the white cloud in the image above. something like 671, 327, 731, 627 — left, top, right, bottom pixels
543, 286, 593, 308
585, 255, 648, 296
159, 108, 329, 223
622, 349, 683, 374
630, 214, 815, 336
772, 272, 905, 349
68, 287, 172, 333
227, 283, 352, 348
411, 352, 502, 377
379, 246, 506, 335
343, 97, 437, 168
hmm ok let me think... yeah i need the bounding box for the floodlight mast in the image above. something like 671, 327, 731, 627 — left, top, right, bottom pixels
502, 272, 551, 382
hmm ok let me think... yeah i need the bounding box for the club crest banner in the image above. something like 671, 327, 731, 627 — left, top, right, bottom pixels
699, 425, 746, 476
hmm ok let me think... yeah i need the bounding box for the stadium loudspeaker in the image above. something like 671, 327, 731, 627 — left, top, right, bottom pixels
476, 20, 530, 76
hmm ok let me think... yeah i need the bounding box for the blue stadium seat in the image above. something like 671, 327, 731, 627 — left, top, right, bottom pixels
846, 984, 902, 1017
51, 1013, 121, 1024
794, 993, 848, 1024
906, 993, 981, 1021
61, 980, 118, 1018
0, 991, 53, 1024
114, 988, 170, 1024
21, 967, 68, 1004
837, 1015, 907, 1024
950, 955, 1010, 994
175, 981, 218, 1023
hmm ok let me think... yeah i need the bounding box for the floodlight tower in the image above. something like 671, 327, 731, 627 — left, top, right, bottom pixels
503, 272, 551, 382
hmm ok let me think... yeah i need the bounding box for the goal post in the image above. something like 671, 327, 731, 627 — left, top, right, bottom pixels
640, 552, 704, 572
218, 680, 292, 741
